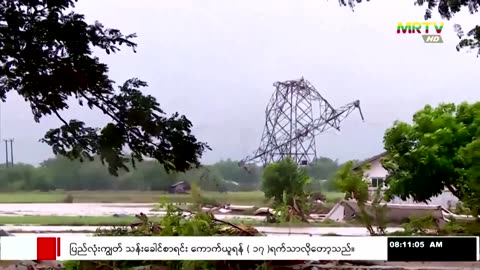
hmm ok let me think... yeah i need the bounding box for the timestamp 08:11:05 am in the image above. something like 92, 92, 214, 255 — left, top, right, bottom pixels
386, 236, 478, 262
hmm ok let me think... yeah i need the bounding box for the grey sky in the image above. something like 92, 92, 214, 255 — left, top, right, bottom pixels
2, 0, 478, 165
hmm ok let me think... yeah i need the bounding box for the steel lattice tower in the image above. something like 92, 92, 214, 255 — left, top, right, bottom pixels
241, 77, 364, 167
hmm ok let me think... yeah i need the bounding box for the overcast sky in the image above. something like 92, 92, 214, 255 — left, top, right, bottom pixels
2, 0, 478, 165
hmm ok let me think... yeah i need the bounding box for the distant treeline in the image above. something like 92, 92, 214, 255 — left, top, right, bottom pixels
0, 156, 350, 192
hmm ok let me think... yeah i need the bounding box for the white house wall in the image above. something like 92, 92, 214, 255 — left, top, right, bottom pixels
368, 188, 459, 208
361, 155, 459, 208
363, 159, 388, 178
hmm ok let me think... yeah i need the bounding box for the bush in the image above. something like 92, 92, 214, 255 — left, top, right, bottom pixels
190, 182, 219, 207
62, 194, 74, 203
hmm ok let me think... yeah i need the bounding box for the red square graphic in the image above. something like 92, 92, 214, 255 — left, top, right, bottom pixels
37, 237, 57, 260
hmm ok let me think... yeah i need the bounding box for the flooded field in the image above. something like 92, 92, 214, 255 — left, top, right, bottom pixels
0, 203, 268, 222
0, 203, 265, 220
3, 225, 404, 236
0, 203, 160, 216
0, 203, 407, 237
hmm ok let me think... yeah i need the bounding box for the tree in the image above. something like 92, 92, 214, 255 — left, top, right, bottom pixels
382, 102, 480, 208
459, 139, 480, 215
305, 157, 339, 180
0, 0, 209, 176
333, 161, 369, 202
261, 158, 310, 205
334, 161, 387, 235
0, 155, 265, 192
340, 0, 480, 57
210, 159, 261, 190
305, 157, 341, 191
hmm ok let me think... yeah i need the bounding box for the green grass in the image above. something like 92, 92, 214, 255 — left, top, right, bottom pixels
0, 191, 345, 204
0, 215, 352, 227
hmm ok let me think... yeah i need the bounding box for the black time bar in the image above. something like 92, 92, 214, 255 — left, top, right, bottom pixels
387, 236, 478, 261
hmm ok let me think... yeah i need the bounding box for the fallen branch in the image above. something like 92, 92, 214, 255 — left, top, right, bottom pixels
175, 205, 259, 236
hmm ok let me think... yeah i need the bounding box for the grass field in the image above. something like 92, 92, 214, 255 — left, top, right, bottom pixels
0, 191, 344, 204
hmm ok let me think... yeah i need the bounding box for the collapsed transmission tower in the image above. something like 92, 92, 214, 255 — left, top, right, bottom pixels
241, 77, 364, 167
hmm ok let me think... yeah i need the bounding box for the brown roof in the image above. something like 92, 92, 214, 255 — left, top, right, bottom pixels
353, 151, 387, 170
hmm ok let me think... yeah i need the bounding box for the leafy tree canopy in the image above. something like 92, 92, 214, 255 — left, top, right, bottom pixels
333, 161, 369, 202
261, 158, 310, 205
305, 157, 339, 180
0, 156, 262, 192
0, 155, 342, 192
382, 102, 480, 206
0, 0, 209, 175
340, 0, 480, 57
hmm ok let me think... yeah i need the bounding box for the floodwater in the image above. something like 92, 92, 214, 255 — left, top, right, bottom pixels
0, 203, 269, 221
3, 225, 404, 236
0, 203, 406, 236
0, 203, 159, 216
0, 203, 264, 221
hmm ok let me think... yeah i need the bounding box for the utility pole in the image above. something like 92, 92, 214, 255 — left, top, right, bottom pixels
3, 139, 8, 168
8, 139, 13, 167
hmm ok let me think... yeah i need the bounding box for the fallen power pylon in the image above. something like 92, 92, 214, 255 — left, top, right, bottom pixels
240, 77, 364, 167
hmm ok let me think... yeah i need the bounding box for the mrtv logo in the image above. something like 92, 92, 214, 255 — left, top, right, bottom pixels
397, 22, 444, 43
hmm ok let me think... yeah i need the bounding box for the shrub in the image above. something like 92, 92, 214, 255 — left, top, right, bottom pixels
190, 182, 219, 207
62, 194, 74, 203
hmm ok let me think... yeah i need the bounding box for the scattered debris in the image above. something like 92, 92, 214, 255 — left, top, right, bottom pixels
323, 200, 468, 228
15, 261, 63, 270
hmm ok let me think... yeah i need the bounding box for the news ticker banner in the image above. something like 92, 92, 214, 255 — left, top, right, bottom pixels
0, 236, 477, 261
